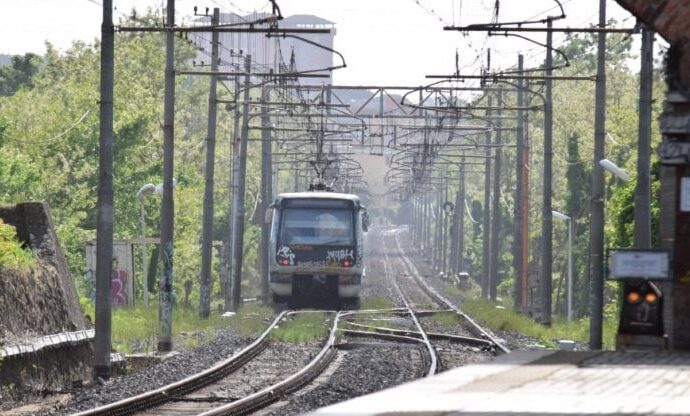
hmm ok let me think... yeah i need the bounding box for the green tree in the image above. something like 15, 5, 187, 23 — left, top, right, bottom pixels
0, 53, 41, 96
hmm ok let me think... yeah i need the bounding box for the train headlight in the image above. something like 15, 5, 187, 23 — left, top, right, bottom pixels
280, 259, 290, 266
343, 260, 351, 267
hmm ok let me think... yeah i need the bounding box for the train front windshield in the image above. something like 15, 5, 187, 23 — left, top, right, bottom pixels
280, 200, 354, 246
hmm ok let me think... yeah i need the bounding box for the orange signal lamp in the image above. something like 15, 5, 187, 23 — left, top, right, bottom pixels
626, 291, 641, 304
644, 292, 658, 304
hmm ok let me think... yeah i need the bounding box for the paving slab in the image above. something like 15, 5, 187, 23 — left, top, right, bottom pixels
310, 349, 690, 415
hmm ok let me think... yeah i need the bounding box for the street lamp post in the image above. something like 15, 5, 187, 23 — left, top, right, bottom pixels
599, 159, 630, 182
136, 183, 156, 306
552, 210, 573, 321
136, 179, 175, 306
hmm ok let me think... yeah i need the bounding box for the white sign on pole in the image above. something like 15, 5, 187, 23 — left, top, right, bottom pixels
681, 177, 690, 212
609, 250, 671, 280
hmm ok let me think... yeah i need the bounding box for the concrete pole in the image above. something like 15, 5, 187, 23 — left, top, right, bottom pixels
482, 96, 493, 298
224, 76, 241, 312
589, 0, 607, 350
567, 217, 573, 321
259, 84, 272, 301
540, 19, 554, 326
94, 0, 114, 380
158, 0, 176, 353
490, 90, 504, 301
199, 8, 220, 319
634, 25, 653, 249
514, 54, 527, 309
434, 189, 442, 270
457, 164, 466, 273
442, 181, 448, 275
229, 55, 252, 311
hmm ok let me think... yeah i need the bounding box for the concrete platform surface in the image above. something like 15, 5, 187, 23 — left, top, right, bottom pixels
309, 349, 690, 415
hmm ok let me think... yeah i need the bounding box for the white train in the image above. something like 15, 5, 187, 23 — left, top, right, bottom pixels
267, 192, 367, 308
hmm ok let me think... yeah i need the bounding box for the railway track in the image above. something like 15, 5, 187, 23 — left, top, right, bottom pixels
389, 228, 511, 355
373, 227, 509, 367
74, 311, 340, 416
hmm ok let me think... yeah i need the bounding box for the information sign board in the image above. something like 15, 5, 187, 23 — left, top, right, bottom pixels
608, 249, 671, 280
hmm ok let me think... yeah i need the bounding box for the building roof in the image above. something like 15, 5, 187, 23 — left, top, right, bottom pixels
282, 14, 336, 26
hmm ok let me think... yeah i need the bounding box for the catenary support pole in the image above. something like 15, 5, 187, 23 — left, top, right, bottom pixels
224, 76, 241, 312
229, 55, 252, 311
482, 96, 493, 298
259, 84, 272, 301
457, 162, 466, 273
540, 19, 554, 326
589, 0, 607, 349
199, 8, 220, 318
634, 25, 653, 249
158, 0, 176, 353
94, 0, 114, 380
514, 54, 527, 309
490, 90, 503, 301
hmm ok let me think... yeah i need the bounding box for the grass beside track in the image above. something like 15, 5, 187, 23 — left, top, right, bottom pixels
270, 312, 332, 343
82, 302, 274, 353
461, 298, 617, 349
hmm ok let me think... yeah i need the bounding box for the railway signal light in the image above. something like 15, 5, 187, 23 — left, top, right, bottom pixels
619, 280, 663, 336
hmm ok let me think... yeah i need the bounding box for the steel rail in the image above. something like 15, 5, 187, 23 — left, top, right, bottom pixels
342, 321, 493, 348
341, 328, 425, 344
198, 311, 342, 416
391, 230, 511, 355
73, 311, 289, 416
380, 231, 439, 377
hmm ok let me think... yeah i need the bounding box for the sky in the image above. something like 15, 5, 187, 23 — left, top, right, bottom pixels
0, 0, 648, 86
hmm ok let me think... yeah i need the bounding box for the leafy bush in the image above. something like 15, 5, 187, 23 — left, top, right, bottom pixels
0, 218, 34, 271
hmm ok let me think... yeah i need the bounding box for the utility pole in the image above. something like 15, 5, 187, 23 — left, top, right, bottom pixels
434, 188, 442, 270
482, 96, 493, 298
456, 161, 466, 274
224, 75, 241, 312
634, 25, 653, 249
94, 0, 114, 380
589, 0, 607, 350
158, 0, 176, 353
259, 84, 272, 301
514, 54, 528, 310
540, 19, 555, 326
199, 7, 220, 319
490, 90, 503, 301
441, 180, 448, 275
229, 55, 252, 311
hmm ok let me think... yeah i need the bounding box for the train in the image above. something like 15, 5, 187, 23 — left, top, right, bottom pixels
267, 191, 368, 308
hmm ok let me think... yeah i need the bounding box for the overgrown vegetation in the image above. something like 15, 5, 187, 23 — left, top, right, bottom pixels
360, 296, 395, 310
462, 298, 617, 349
80, 301, 273, 353
270, 312, 331, 343
0, 218, 34, 271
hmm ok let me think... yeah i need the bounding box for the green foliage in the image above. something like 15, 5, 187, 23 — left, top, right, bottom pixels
428, 311, 460, 327
0, 10, 248, 313
462, 298, 617, 349
0, 53, 41, 97
82, 302, 243, 354
0, 218, 35, 271
223, 304, 275, 337
270, 312, 331, 343
360, 296, 395, 310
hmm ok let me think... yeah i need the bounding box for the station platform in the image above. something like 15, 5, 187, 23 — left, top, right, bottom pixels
310, 349, 690, 415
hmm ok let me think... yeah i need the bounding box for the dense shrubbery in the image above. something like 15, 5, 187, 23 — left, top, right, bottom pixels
0, 219, 34, 271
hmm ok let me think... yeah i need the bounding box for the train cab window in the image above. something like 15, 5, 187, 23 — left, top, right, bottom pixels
280, 207, 354, 245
